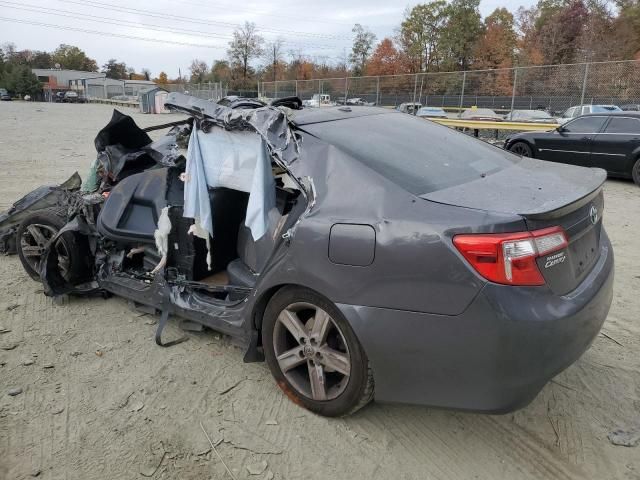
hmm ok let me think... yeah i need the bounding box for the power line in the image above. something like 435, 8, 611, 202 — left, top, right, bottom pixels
54, 0, 353, 41
0, 2, 230, 40
0, 1, 345, 52
0, 2, 333, 50
173, 0, 356, 27
0, 16, 227, 49
0, 14, 348, 63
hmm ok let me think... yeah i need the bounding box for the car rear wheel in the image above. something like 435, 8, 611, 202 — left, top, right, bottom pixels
632, 158, 640, 186
509, 141, 533, 157
16, 208, 86, 282
262, 286, 374, 417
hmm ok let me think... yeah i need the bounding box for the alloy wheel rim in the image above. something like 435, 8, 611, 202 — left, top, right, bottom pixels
273, 302, 351, 401
513, 144, 530, 156
20, 224, 71, 279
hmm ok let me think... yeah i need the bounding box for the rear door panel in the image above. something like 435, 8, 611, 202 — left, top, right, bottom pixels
536, 116, 607, 166
590, 116, 640, 175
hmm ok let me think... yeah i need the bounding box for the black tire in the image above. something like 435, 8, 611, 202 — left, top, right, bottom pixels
262, 286, 374, 417
632, 158, 640, 186
16, 208, 89, 283
509, 141, 534, 157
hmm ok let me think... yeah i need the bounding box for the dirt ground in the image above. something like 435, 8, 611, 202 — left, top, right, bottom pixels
0, 101, 639, 480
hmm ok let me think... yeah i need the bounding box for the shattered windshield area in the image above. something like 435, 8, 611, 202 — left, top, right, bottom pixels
304, 113, 518, 195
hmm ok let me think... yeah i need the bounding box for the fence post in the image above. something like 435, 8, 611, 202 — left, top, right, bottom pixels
344, 77, 348, 104
376, 76, 380, 106
459, 71, 466, 111
275, 80, 278, 99
412, 74, 418, 109
318, 79, 322, 107
295, 80, 298, 97
510, 67, 518, 115
580, 63, 589, 105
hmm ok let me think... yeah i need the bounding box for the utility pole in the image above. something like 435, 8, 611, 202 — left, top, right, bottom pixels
510, 68, 518, 116
273, 44, 277, 83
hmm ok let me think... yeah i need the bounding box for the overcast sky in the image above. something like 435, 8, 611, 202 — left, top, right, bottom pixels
1, 0, 537, 78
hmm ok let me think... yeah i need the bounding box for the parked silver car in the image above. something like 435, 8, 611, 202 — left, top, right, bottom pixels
503, 109, 556, 123
459, 108, 503, 121
416, 106, 448, 118
558, 104, 621, 123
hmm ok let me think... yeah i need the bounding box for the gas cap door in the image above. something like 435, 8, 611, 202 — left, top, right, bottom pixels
328, 223, 376, 266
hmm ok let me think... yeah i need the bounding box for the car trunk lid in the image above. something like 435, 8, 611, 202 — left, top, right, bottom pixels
525, 188, 604, 295
423, 159, 606, 294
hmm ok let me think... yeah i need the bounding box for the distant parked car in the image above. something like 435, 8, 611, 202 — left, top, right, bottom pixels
558, 104, 621, 123
396, 102, 422, 114
416, 106, 448, 119
503, 109, 556, 123
346, 97, 375, 106
63, 91, 80, 103
620, 104, 640, 112
303, 94, 333, 108
505, 112, 640, 185
459, 108, 503, 121
0, 88, 11, 101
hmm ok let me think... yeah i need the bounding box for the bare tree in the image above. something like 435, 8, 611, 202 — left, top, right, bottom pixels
227, 22, 264, 83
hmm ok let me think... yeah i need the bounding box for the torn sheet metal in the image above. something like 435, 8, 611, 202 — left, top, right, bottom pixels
0, 172, 81, 254
164, 92, 299, 168
91, 110, 188, 189
184, 127, 275, 242
40, 215, 100, 297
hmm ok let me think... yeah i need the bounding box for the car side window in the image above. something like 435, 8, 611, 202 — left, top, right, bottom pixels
563, 116, 607, 133
581, 106, 590, 115
604, 117, 640, 134
563, 107, 575, 118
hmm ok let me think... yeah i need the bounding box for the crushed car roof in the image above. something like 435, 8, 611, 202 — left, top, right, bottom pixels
164, 92, 299, 166
288, 106, 396, 126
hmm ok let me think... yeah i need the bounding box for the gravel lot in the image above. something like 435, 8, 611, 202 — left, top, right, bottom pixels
1, 101, 639, 480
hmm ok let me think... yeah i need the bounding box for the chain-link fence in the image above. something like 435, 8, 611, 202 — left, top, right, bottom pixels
164, 82, 227, 101
260, 60, 640, 115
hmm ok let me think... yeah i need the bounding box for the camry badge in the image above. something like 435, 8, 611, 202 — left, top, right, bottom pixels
589, 206, 599, 225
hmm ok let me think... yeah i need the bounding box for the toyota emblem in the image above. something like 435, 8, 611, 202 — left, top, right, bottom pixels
589, 205, 599, 225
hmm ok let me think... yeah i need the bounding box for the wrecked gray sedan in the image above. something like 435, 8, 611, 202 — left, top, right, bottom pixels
1, 93, 614, 417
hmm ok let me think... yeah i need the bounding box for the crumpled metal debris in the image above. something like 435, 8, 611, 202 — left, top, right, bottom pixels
0, 172, 81, 254
164, 92, 300, 168
91, 109, 189, 190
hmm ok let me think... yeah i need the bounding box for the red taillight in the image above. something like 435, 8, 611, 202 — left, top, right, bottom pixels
453, 227, 568, 286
